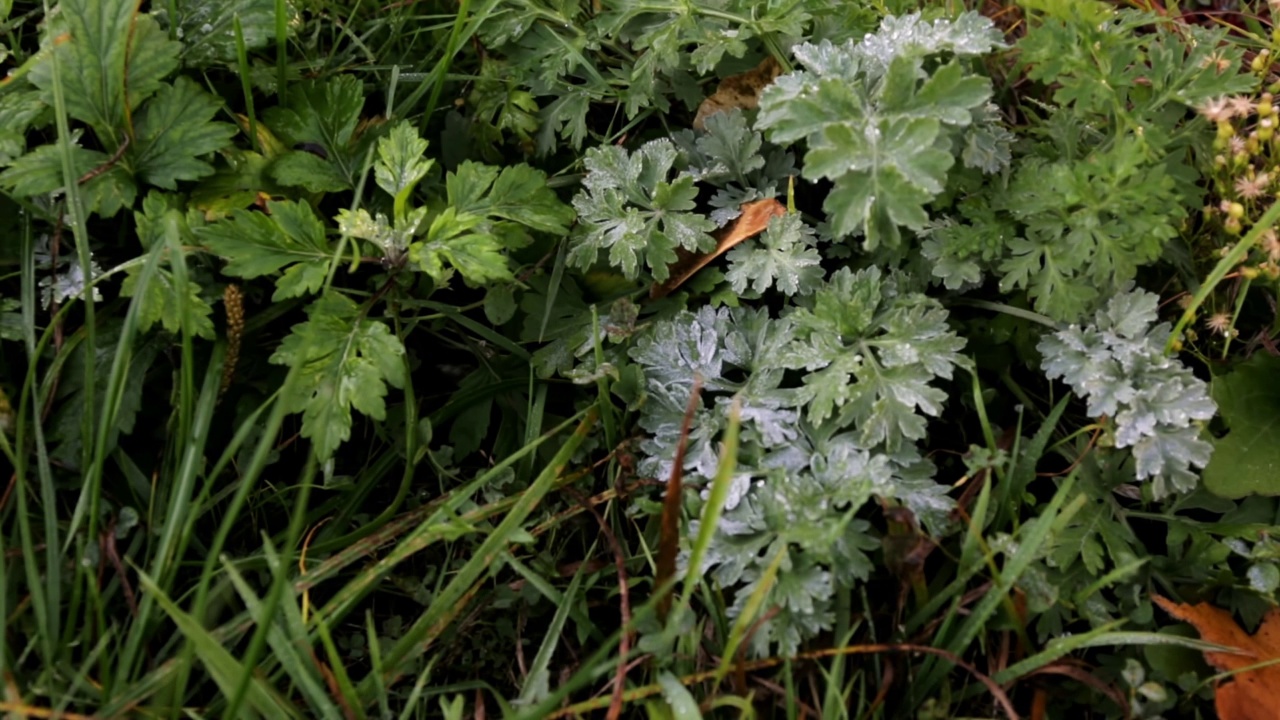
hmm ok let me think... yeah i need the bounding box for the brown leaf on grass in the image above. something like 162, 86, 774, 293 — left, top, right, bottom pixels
693, 56, 782, 131
649, 198, 786, 299
1153, 595, 1280, 720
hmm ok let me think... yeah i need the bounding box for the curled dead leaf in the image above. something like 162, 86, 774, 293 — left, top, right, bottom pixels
1153, 594, 1280, 720
693, 56, 783, 131
650, 198, 786, 299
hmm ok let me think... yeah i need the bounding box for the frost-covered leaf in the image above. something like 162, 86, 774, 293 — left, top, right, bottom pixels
198, 200, 332, 300
630, 304, 955, 656
671, 109, 795, 226
1038, 288, 1216, 497
784, 267, 967, 449
569, 139, 717, 280
270, 292, 406, 461
757, 13, 1001, 251
130, 78, 236, 189
724, 213, 823, 296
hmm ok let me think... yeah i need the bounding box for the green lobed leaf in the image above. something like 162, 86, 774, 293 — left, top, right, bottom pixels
129, 77, 237, 189
161, 0, 283, 67
1203, 354, 1280, 498
269, 292, 407, 461
0, 141, 136, 216
269, 151, 351, 194
374, 121, 434, 222
262, 76, 370, 187
198, 200, 332, 301
447, 161, 574, 235
29, 0, 179, 142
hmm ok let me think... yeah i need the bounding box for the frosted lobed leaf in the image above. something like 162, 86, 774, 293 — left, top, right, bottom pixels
724, 214, 823, 296
1038, 288, 1216, 497
783, 267, 967, 449
852, 12, 1006, 76
570, 139, 716, 280
631, 301, 956, 657
758, 14, 1003, 251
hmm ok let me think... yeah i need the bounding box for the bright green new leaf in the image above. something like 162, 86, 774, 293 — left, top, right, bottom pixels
1203, 354, 1280, 498
447, 161, 574, 236
337, 205, 426, 262
411, 208, 511, 285
198, 200, 332, 300
130, 78, 236, 189
375, 121, 433, 223
28, 0, 179, 143
270, 292, 406, 461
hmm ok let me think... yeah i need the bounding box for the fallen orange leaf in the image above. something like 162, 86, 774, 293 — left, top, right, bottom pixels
1153, 594, 1280, 720
693, 56, 783, 131
649, 198, 786, 299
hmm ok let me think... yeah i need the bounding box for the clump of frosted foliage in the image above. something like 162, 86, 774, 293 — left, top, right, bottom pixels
1038, 288, 1216, 497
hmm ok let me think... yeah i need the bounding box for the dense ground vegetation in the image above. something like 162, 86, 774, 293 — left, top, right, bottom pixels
7, 0, 1280, 717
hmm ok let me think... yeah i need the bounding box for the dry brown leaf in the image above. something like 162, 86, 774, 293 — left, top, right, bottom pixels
1153, 595, 1280, 720
650, 198, 786, 299
693, 56, 782, 131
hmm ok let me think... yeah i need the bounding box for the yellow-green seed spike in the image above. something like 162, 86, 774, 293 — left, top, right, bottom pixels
786, 175, 796, 214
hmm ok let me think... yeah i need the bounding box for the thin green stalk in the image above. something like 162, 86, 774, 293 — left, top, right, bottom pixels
419, 0, 471, 127
234, 15, 260, 154
224, 455, 319, 720
275, 0, 288, 96
118, 342, 225, 687
190, 367, 299, 629
13, 211, 59, 672
1166, 200, 1280, 352
368, 409, 597, 693
40, 0, 94, 656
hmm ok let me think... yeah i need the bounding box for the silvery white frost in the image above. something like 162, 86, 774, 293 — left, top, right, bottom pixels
629, 272, 963, 655
1038, 288, 1216, 498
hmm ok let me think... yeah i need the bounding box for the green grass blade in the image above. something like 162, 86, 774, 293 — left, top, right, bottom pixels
137, 569, 302, 719
223, 543, 344, 720
516, 564, 586, 705
366, 408, 597, 694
